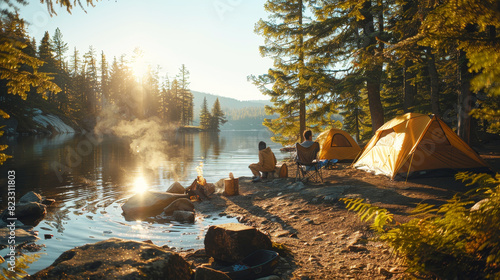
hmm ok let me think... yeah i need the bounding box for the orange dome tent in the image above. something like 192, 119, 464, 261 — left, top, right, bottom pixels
316, 128, 361, 162
353, 113, 490, 179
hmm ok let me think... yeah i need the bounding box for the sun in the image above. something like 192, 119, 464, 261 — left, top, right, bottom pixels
131, 176, 149, 194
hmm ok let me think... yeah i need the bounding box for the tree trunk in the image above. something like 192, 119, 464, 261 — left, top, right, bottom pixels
361, 0, 384, 132
457, 50, 472, 144
298, 0, 306, 141
426, 47, 440, 117
366, 75, 384, 132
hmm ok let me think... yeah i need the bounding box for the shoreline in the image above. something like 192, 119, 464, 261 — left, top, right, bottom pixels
185, 163, 482, 279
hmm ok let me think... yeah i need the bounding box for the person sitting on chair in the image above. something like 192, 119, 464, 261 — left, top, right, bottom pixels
249, 141, 277, 182
300, 130, 315, 148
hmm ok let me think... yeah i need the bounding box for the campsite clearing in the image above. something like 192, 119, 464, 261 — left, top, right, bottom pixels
188, 150, 499, 279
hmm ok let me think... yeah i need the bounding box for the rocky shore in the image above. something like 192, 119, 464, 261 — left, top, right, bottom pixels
4, 161, 497, 279
183, 163, 479, 279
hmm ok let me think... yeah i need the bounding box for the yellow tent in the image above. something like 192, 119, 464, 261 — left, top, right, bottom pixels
316, 128, 361, 161
353, 113, 490, 179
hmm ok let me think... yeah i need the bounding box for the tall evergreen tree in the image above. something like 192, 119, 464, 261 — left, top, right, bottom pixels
251, 0, 311, 144
177, 64, 193, 126
83, 45, 98, 114
51, 27, 68, 70
210, 98, 227, 131
199, 97, 212, 130
100, 50, 109, 107
38, 30, 58, 101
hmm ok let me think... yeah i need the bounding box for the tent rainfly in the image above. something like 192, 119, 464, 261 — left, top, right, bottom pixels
316, 128, 361, 162
353, 113, 490, 179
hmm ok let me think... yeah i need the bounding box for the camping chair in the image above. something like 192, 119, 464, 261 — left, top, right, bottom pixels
295, 142, 323, 183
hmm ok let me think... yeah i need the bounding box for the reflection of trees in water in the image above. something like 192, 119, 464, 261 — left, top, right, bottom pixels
200, 132, 225, 159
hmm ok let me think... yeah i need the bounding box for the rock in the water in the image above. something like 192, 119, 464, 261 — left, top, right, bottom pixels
167, 182, 186, 194
204, 223, 272, 263
173, 210, 195, 223
19, 191, 43, 204
195, 266, 231, 280
0, 228, 40, 246
163, 198, 194, 215
28, 238, 191, 280
121, 191, 188, 220
1, 202, 47, 226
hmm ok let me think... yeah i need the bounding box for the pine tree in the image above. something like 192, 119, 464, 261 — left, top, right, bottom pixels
251, 0, 311, 144
210, 98, 227, 131
38, 30, 59, 102
83, 46, 98, 114
177, 64, 193, 126
199, 97, 212, 130
166, 79, 182, 123
51, 27, 68, 70
100, 51, 109, 107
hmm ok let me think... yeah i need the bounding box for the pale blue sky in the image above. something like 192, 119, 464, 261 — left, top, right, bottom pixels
19, 0, 273, 101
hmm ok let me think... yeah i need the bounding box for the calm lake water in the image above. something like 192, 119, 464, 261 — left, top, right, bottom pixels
0, 129, 286, 274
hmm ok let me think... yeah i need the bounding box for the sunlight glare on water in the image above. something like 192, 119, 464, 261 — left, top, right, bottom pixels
131, 175, 149, 194
0, 130, 286, 275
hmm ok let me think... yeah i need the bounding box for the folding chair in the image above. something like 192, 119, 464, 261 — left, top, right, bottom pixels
295, 142, 323, 183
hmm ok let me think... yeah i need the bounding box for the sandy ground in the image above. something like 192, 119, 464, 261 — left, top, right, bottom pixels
182, 155, 500, 280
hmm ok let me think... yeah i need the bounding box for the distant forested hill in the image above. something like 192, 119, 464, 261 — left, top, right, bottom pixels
192, 91, 273, 130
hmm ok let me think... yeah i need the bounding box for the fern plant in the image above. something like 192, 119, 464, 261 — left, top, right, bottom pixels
341, 173, 500, 280
1, 253, 40, 280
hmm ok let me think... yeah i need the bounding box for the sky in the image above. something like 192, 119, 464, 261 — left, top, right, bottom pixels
18, 0, 273, 101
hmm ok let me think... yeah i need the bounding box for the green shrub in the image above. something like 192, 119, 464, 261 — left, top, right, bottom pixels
341, 173, 500, 279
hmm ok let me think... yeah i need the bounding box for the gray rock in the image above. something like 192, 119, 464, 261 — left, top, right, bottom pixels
163, 198, 194, 215
204, 223, 272, 263
19, 191, 43, 204
172, 210, 195, 223
7, 202, 47, 226
121, 191, 188, 220
28, 238, 191, 280
167, 182, 186, 194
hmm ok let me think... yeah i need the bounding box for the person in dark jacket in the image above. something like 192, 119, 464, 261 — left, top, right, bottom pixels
249, 141, 277, 182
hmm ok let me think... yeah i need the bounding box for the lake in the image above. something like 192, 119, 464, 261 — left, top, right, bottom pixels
0, 129, 287, 274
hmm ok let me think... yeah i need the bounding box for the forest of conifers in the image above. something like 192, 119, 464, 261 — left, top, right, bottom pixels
0, 12, 196, 131
251, 0, 499, 145
1, 0, 499, 147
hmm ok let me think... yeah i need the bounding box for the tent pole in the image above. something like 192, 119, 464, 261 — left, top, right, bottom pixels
405, 153, 415, 183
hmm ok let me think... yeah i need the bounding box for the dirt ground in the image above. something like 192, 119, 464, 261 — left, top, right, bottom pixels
184, 151, 500, 280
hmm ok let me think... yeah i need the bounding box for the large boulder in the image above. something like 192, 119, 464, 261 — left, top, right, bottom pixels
0, 191, 54, 226
14, 202, 47, 226
1, 201, 47, 226
121, 191, 188, 220
167, 182, 186, 194
204, 223, 272, 263
28, 238, 191, 280
163, 198, 194, 215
